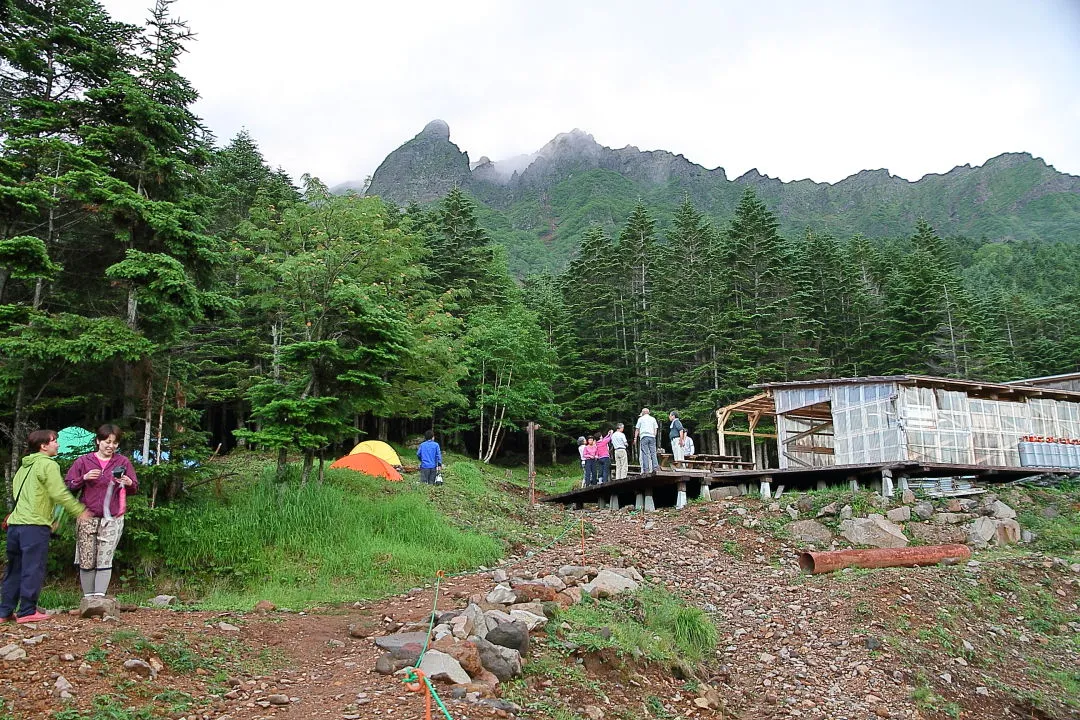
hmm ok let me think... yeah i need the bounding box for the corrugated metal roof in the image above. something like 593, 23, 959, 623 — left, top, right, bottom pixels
749, 374, 1080, 401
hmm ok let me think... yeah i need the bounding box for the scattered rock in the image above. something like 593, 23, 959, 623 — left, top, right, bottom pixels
796, 495, 814, 514
710, 486, 742, 500
267, 694, 290, 705
839, 504, 853, 520
217, 622, 240, 633
968, 517, 997, 546
992, 518, 1021, 545
785, 505, 799, 521
254, 600, 276, 614
374, 632, 429, 652
584, 705, 605, 720
0, 644, 26, 661
53, 675, 74, 699
79, 596, 120, 620
815, 502, 838, 518
416, 649, 471, 685
486, 621, 530, 657
901, 489, 916, 505
885, 506, 911, 523
123, 659, 154, 678
581, 569, 639, 598
148, 595, 177, 607
990, 500, 1017, 519
912, 501, 935, 520
686, 528, 706, 541
486, 585, 517, 604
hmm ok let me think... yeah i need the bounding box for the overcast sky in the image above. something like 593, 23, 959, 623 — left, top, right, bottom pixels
99, 0, 1080, 186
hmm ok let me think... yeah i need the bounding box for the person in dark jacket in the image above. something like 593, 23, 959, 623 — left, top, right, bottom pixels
64, 424, 137, 598
417, 430, 443, 485
1, 430, 90, 623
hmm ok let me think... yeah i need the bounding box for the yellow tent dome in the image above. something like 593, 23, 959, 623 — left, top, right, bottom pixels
348, 440, 402, 467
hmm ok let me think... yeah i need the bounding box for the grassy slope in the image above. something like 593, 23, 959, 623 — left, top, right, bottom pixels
38, 450, 579, 610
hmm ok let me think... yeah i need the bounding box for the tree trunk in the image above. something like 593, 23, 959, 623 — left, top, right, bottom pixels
377, 416, 388, 443
275, 447, 288, 481
301, 451, 314, 485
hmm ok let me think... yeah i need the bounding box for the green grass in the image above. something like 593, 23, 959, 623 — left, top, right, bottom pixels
1007, 483, 1080, 554
558, 585, 718, 665
143, 463, 504, 606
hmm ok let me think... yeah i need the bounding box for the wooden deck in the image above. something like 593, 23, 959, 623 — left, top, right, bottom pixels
543, 460, 1071, 509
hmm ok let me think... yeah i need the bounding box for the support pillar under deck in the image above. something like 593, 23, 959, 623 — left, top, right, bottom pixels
676, 482, 687, 510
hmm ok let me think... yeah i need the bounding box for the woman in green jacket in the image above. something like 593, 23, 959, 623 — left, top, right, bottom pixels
1, 430, 90, 623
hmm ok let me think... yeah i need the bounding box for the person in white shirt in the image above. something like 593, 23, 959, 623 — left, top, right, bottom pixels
610, 423, 629, 480
633, 408, 660, 473
577, 436, 587, 487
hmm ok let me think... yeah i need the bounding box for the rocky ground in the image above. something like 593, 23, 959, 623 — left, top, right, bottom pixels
0, 489, 1077, 720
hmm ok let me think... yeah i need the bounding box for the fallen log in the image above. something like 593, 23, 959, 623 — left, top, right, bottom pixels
798, 544, 972, 574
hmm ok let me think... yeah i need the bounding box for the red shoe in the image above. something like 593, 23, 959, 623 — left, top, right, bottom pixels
16, 611, 50, 624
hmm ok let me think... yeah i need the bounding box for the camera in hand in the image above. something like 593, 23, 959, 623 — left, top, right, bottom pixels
112, 468, 125, 479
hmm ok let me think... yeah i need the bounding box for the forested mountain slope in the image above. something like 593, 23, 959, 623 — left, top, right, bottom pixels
363, 121, 1080, 275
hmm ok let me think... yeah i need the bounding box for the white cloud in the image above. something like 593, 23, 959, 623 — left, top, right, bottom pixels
100, 0, 1080, 185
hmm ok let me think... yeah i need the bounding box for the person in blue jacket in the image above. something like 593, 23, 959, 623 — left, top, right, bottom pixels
417, 430, 443, 485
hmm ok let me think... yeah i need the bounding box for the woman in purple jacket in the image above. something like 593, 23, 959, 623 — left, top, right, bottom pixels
64, 424, 137, 598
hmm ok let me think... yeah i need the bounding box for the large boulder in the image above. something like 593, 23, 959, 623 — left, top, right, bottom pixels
989, 500, 1017, 520
787, 520, 834, 545
886, 506, 911, 523
912, 501, 934, 520
470, 636, 521, 681
80, 596, 120, 620
557, 566, 595, 581
485, 620, 530, 656
840, 515, 908, 548
992, 518, 1021, 545
416, 649, 470, 685
461, 604, 487, 640
485, 585, 517, 604
968, 517, 997, 546
510, 583, 558, 603
375, 632, 429, 652
710, 485, 743, 500
581, 569, 639, 598
431, 637, 485, 678
509, 609, 547, 631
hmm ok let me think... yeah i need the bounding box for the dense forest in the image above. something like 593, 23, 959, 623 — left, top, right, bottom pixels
2, 0, 1079, 485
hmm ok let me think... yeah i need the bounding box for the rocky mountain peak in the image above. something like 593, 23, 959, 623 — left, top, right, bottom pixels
421, 119, 451, 140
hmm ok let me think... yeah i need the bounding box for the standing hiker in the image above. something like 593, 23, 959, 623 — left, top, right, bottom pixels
417, 430, 443, 485
1, 430, 90, 623
634, 408, 659, 473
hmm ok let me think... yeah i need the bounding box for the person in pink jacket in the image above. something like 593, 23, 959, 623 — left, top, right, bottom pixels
64, 424, 137, 598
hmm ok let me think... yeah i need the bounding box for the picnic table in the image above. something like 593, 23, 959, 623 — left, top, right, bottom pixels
657, 452, 754, 471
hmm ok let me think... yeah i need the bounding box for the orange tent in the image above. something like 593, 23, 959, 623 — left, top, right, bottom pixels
330, 452, 403, 481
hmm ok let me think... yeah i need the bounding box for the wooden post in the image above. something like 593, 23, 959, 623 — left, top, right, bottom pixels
716, 408, 731, 457
749, 411, 761, 469
527, 421, 538, 506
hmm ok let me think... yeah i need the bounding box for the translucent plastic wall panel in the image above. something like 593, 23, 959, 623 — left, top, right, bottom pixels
902, 389, 974, 464
832, 383, 901, 464
1057, 401, 1080, 439
970, 398, 1027, 467
1028, 399, 1058, 436
774, 387, 832, 415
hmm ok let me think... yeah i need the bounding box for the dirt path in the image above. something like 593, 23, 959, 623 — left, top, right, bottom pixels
1, 496, 1076, 719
